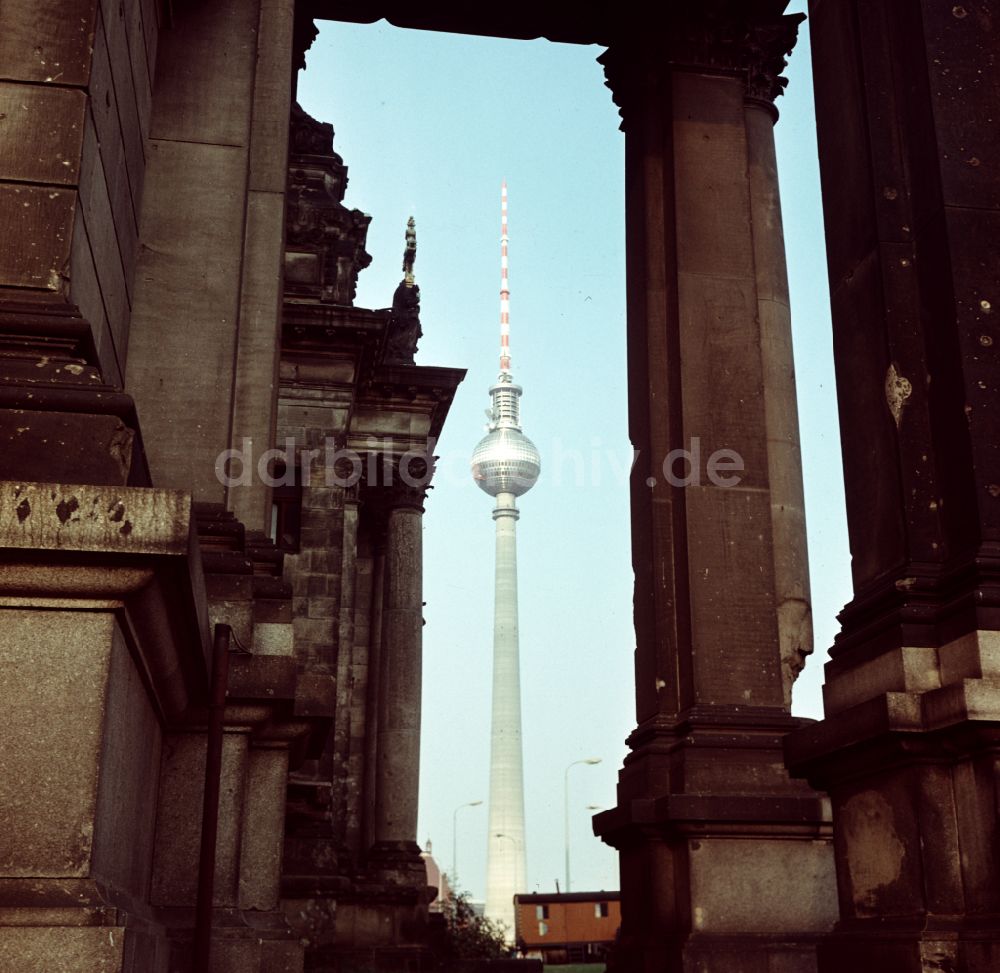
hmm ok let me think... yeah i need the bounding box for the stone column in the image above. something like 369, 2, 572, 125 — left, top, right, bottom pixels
362, 530, 387, 857
372, 478, 427, 864
746, 95, 814, 705
334, 484, 363, 854
593, 6, 836, 970
785, 1, 1000, 968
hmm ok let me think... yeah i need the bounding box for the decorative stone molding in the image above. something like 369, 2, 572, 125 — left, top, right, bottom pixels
384, 480, 430, 513
599, 5, 804, 128
0, 301, 149, 486
285, 104, 373, 306
292, 10, 319, 75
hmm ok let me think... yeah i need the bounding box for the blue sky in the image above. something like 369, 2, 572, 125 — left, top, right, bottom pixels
298, 0, 852, 900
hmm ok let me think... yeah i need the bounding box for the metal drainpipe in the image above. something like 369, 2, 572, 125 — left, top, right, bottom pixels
192, 623, 231, 973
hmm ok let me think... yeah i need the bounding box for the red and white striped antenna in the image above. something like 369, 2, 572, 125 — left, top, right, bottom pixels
500, 181, 511, 375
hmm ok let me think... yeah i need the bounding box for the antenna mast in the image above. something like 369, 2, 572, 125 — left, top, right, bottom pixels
500, 181, 511, 376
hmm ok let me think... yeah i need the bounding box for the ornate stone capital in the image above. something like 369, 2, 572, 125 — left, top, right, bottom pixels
360, 452, 435, 516
384, 480, 429, 513
600, 5, 804, 129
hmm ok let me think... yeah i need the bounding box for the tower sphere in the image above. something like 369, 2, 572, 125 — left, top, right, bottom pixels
470, 426, 541, 497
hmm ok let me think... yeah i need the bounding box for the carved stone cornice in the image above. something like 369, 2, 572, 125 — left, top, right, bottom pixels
0, 301, 149, 485
289, 104, 339, 159
599, 5, 804, 129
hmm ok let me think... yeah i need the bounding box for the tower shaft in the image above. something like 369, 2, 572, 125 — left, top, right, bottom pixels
484, 492, 527, 936
472, 184, 539, 941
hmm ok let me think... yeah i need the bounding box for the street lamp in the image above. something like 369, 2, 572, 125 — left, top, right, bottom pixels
494, 832, 523, 891
451, 799, 483, 885
564, 758, 601, 893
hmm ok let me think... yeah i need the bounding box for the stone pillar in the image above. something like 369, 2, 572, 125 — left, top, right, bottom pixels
362, 527, 387, 857
593, 5, 836, 970
373, 480, 426, 860
315, 475, 430, 972
334, 485, 363, 854
152, 707, 308, 973
126, 0, 294, 532
785, 2, 1000, 968
746, 96, 814, 705
0, 483, 206, 973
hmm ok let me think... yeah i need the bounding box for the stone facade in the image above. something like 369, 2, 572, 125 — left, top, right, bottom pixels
0, 3, 461, 972
3, 1, 1000, 972
592, 7, 836, 969
277, 100, 464, 970
784, 2, 1000, 969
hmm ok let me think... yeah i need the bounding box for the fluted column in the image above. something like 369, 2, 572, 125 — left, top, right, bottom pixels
593, 6, 835, 970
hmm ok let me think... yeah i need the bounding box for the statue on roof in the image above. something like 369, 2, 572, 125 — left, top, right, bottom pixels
402, 216, 417, 284
385, 217, 422, 365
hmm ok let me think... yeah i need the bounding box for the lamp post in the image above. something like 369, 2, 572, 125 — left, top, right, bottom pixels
564, 758, 601, 893
452, 799, 483, 886
494, 833, 523, 892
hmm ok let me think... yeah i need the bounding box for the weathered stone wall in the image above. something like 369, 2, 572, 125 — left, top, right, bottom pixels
277, 390, 359, 865
0, 0, 159, 386
0, 482, 207, 973
125, 0, 294, 531
73, 0, 160, 387
90, 622, 163, 903
787, 2, 1000, 968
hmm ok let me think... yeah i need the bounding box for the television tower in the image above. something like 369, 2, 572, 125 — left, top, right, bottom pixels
470, 183, 541, 939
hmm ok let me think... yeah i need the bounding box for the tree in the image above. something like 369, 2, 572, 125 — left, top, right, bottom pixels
434, 887, 510, 963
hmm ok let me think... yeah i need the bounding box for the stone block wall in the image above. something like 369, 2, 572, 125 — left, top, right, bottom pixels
0, 0, 159, 386
277, 393, 364, 878
125, 0, 295, 532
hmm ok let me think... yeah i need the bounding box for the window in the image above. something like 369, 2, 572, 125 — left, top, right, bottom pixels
269, 463, 302, 552
535, 904, 549, 920
538, 921, 548, 937
595, 901, 609, 918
